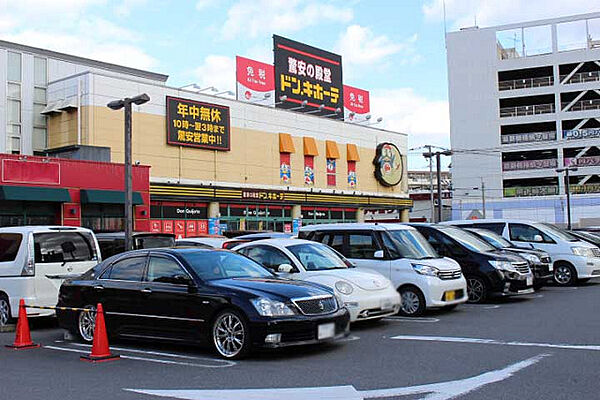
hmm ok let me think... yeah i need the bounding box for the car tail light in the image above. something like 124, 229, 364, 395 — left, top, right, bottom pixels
21, 234, 35, 276
222, 240, 246, 249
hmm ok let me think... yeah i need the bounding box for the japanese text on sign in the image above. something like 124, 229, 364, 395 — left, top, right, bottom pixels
166, 96, 230, 151
242, 190, 285, 201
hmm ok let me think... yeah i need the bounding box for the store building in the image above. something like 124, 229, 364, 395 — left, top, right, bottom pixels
447, 12, 600, 226
0, 39, 410, 234
0, 153, 149, 230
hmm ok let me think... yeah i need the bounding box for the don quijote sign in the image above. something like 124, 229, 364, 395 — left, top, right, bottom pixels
274, 35, 344, 119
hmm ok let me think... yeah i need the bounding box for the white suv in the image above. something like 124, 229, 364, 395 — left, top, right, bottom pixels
0, 226, 101, 326
442, 219, 600, 285
299, 223, 468, 316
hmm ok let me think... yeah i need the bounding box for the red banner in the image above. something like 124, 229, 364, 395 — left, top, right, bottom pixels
343, 85, 370, 122
236, 56, 275, 105
197, 220, 208, 234
2, 159, 61, 185
162, 220, 174, 234
186, 220, 197, 237
150, 220, 161, 233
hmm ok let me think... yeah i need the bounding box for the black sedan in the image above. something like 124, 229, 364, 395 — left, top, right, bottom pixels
57, 248, 350, 359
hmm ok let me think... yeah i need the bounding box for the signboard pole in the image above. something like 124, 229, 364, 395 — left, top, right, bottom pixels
124, 101, 133, 252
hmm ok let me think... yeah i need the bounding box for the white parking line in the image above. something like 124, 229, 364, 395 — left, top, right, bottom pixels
43, 345, 236, 368
390, 335, 600, 351
383, 316, 440, 323
544, 287, 579, 291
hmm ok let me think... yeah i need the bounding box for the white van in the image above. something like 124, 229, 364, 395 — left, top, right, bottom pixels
299, 223, 468, 316
442, 219, 600, 286
0, 226, 101, 326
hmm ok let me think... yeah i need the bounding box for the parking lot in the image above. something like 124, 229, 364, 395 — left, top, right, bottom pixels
1, 280, 598, 400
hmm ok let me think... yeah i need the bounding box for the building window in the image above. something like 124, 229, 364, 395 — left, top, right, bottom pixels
304, 156, 315, 185
347, 161, 357, 187
33, 57, 48, 153
280, 153, 291, 184
326, 159, 336, 186
7, 51, 22, 154
346, 143, 360, 188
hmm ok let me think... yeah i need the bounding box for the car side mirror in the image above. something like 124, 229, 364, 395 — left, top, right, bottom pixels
533, 234, 543, 243
278, 264, 294, 273
374, 250, 384, 259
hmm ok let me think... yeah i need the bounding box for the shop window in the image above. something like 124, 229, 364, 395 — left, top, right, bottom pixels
304, 155, 314, 185
81, 204, 124, 232
326, 159, 336, 186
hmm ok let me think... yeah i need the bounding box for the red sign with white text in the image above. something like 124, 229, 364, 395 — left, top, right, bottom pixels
163, 220, 174, 234
236, 56, 275, 106
150, 220, 161, 233
343, 85, 370, 122
197, 220, 208, 234
186, 221, 197, 237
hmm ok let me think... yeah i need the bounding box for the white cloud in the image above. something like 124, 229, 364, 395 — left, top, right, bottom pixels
0, 1, 159, 71
221, 0, 353, 40
192, 55, 237, 92
335, 25, 420, 75
113, 0, 147, 17
423, 0, 600, 30
196, 0, 216, 11
370, 88, 449, 152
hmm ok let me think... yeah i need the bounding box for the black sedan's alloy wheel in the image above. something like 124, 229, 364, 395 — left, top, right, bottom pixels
212, 310, 250, 359
466, 277, 488, 303
78, 305, 96, 343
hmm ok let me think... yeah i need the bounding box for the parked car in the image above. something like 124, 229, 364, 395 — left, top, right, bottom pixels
442, 219, 600, 286
235, 239, 400, 322
95, 232, 175, 258
222, 232, 293, 249
176, 236, 228, 249
299, 223, 467, 316
569, 230, 600, 248
464, 227, 553, 289
408, 224, 534, 303
0, 226, 101, 327
56, 248, 350, 359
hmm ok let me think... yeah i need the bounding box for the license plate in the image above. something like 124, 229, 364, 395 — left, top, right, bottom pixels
527, 276, 533, 286
318, 323, 335, 340
445, 290, 456, 301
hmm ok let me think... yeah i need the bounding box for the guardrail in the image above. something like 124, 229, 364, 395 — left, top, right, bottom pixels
499, 76, 553, 91
501, 131, 556, 144
500, 103, 555, 118
562, 99, 600, 112
560, 71, 600, 85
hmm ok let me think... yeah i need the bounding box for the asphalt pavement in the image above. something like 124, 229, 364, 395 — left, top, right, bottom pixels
1, 280, 599, 400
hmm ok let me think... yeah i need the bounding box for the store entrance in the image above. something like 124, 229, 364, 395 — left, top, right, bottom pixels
220, 204, 292, 233
0, 201, 59, 226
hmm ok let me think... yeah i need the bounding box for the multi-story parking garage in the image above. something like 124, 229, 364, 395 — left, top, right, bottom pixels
447, 12, 600, 226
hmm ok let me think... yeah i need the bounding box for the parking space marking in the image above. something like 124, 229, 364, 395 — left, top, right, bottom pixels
43, 345, 235, 368
383, 316, 440, 323
390, 335, 600, 352
126, 354, 549, 400
543, 287, 579, 291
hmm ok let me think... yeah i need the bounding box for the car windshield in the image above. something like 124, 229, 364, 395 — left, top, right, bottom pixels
537, 223, 579, 242
181, 251, 274, 281
287, 243, 348, 271
471, 229, 512, 249
442, 227, 496, 253
384, 229, 439, 259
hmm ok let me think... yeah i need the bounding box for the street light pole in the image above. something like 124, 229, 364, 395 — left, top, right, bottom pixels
107, 93, 150, 252
556, 165, 578, 230
481, 177, 486, 219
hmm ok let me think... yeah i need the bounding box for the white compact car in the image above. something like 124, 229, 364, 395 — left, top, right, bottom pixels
0, 226, 101, 326
235, 239, 401, 322
176, 237, 227, 249
299, 223, 468, 316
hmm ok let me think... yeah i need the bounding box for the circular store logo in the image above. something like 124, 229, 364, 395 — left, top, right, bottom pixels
373, 142, 403, 187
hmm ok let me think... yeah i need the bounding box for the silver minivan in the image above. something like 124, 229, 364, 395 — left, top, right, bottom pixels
0, 226, 101, 326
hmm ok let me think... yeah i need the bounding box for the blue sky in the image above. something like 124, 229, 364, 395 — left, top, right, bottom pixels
1, 0, 598, 169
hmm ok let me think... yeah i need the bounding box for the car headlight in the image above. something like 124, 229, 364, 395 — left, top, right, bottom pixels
251, 298, 295, 317
412, 264, 439, 277
522, 253, 540, 263
571, 247, 595, 258
335, 280, 354, 295
489, 260, 516, 272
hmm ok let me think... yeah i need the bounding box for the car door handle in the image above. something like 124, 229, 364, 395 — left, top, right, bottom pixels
141, 288, 152, 294
93, 285, 104, 290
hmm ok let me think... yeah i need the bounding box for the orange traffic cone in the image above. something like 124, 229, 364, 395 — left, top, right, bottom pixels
5, 299, 39, 350
80, 303, 119, 362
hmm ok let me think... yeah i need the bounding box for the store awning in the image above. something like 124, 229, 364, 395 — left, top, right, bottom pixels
279, 133, 295, 153
0, 185, 71, 202
303, 137, 319, 156
325, 140, 340, 159
347, 143, 360, 161
80, 189, 143, 205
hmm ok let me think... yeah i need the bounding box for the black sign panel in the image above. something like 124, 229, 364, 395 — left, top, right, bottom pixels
166, 96, 230, 151
161, 205, 207, 219
273, 35, 343, 120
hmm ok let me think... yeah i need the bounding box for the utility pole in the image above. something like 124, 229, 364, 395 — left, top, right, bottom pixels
426, 145, 434, 223
557, 165, 578, 229
423, 148, 452, 223
481, 177, 486, 218
436, 152, 443, 223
